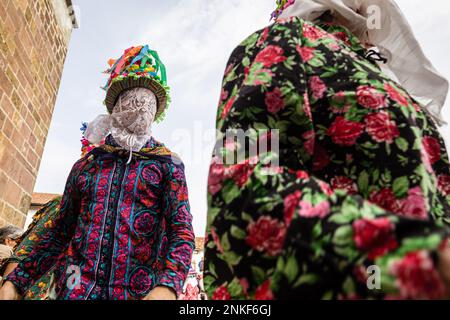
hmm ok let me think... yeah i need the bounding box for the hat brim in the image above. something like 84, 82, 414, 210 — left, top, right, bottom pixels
105, 77, 167, 120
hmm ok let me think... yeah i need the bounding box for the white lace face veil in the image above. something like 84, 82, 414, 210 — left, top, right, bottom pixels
110, 87, 157, 151
85, 87, 158, 162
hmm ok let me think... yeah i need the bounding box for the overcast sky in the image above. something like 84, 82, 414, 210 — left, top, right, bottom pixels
34, 0, 450, 235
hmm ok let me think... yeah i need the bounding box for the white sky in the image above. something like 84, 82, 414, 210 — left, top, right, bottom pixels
35, 0, 450, 236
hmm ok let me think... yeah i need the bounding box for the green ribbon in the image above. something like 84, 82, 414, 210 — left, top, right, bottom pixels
148, 49, 167, 85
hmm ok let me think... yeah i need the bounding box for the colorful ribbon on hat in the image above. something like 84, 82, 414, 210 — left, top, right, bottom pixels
103, 45, 167, 90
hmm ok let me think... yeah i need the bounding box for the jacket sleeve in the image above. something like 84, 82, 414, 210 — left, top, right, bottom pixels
5, 160, 85, 295
156, 162, 195, 297
9, 197, 62, 265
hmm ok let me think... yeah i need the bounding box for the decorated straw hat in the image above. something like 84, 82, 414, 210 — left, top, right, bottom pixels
102, 45, 170, 122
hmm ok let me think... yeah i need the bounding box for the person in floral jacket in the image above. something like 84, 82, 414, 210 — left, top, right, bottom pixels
0, 45, 195, 300
204, 1, 450, 300
0, 198, 61, 300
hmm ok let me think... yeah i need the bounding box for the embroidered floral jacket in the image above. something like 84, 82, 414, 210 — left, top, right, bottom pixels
6, 136, 195, 300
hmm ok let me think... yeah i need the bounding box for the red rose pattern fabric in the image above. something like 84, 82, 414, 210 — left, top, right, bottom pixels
204, 18, 450, 300
6, 136, 195, 300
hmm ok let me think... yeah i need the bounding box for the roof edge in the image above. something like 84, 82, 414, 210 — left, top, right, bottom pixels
65, 0, 78, 29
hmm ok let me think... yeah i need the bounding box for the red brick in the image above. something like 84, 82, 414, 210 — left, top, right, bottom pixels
0, 97, 14, 118
2, 119, 14, 137
0, 108, 6, 129
0, 172, 9, 195
0, 0, 73, 225
0, 68, 13, 97
3, 181, 22, 208
18, 164, 35, 191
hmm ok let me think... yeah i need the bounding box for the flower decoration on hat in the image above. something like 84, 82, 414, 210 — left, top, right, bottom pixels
80, 122, 102, 156
102, 44, 170, 122
271, 0, 296, 20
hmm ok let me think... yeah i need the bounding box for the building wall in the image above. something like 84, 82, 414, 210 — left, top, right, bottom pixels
0, 0, 75, 227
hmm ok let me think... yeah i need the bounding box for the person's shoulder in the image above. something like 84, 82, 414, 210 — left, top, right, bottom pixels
74, 154, 92, 166
234, 16, 307, 51
274, 16, 315, 38
273, 16, 306, 26
70, 152, 95, 175
150, 137, 165, 148
162, 154, 185, 173
139, 140, 186, 173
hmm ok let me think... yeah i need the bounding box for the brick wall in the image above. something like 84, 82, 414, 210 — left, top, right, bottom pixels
0, 0, 75, 227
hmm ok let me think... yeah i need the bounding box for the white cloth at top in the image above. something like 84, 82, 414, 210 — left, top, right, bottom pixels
280, 0, 448, 125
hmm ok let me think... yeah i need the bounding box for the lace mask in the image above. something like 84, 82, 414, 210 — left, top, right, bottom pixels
85, 87, 157, 162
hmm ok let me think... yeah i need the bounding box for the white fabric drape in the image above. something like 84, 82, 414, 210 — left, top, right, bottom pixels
280, 0, 448, 125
